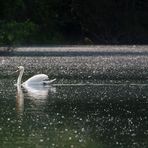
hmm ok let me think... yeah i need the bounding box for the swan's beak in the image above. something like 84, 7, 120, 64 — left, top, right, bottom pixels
15, 67, 19, 73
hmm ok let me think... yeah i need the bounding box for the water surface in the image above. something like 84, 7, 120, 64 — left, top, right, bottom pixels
0, 77, 148, 148
0, 46, 148, 148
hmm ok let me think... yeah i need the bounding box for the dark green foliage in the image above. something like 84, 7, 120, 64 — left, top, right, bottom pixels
72, 0, 148, 44
0, 21, 39, 45
0, 0, 148, 45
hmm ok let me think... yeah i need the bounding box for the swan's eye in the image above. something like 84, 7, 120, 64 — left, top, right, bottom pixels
17, 67, 21, 71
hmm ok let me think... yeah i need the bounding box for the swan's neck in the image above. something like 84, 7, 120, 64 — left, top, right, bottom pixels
17, 69, 24, 86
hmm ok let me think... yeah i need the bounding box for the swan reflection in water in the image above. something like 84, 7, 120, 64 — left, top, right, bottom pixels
23, 83, 56, 99
16, 83, 56, 115
16, 85, 24, 115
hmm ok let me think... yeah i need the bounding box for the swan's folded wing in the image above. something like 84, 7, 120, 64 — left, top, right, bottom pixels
27, 74, 49, 82
43, 78, 56, 85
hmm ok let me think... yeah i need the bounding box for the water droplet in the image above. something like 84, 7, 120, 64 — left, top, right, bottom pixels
40, 139, 44, 142
43, 126, 47, 130
69, 137, 72, 140
131, 133, 136, 137
79, 139, 83, 143
79, 118, 82, 121
49, 122, 53, 125
65, 128, 68, 132
74, 130, 77, 134
81, 128, 85, 132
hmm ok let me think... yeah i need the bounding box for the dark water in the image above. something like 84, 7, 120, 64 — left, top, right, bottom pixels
0, 78, 148, 148
0, 46, 148, 148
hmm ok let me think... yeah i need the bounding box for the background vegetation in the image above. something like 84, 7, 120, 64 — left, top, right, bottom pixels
0, 0, 148, 45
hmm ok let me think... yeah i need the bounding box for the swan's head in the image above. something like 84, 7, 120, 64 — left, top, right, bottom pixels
16, 66, 24, 73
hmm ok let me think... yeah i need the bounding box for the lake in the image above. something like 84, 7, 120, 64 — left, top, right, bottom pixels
0, 46, 148, 148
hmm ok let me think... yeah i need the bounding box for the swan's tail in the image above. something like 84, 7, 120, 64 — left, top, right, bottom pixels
44, 78, 56, 85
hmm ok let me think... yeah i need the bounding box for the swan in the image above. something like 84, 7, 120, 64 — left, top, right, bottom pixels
16, 84, 24, 114
16, 66, 56, 87
24, 84, 56, 99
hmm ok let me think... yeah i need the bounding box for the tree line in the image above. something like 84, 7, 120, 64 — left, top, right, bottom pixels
0, 0, 148, 46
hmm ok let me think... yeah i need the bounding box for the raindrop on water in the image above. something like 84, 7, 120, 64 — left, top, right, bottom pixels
65, 128, 68, 132
40, 139, 44, 142
79, 139, 83, 143
81, 128, 85, 132
69, 137, 72, 140
43, 126, 47, 130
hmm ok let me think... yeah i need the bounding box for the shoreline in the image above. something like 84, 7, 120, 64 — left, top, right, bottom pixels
0, 45, 148, 57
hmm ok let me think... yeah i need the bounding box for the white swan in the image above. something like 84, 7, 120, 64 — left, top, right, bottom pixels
16, 84, 24, 114
16, 66, 56, 87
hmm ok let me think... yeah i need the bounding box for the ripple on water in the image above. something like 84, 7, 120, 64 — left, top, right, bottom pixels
0, 47, 148, 147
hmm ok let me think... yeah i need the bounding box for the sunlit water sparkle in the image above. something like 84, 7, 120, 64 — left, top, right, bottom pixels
0, 46, 148, 148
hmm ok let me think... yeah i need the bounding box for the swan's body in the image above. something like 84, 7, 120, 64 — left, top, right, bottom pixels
16, 66, 56, 87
